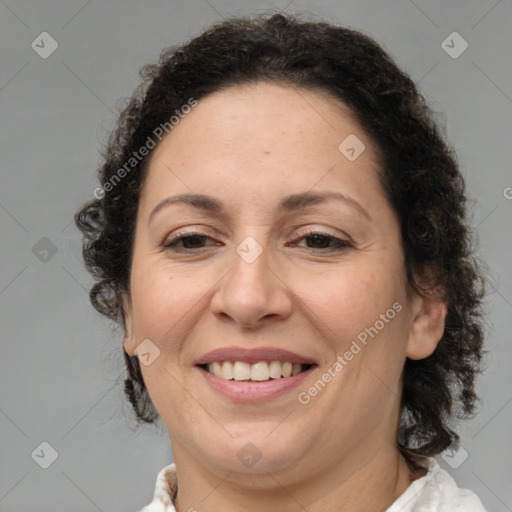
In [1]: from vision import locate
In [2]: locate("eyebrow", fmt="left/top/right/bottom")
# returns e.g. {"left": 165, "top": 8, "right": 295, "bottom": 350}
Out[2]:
{"left": 148, "top": 190, "right": 371, "bottom": 224}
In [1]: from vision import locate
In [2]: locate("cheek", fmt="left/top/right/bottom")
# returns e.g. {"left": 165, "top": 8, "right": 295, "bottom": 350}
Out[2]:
{"left": 297, "top": 269, "right": 389, "bottom": 338}
{"left": 293, "top": 262, "right": 409, "bottom": 374}
{"left": 130, "top": 259, "right": 198, "bottom": 334}
{"left": 129, "top": 265, "right": 199, "bottom": 419}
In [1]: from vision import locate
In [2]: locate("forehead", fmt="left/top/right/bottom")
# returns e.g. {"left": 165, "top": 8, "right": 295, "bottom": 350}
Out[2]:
{"left": 154, "top": 81, "right": 371, "bottom": 154}
{"left": 140, "top": 82, "right": 383, "bottom": 212}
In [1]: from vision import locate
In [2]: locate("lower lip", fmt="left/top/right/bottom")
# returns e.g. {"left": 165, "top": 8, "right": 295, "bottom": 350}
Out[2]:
{"left": 197, "top": 365, "right": 317, "bottom": 403}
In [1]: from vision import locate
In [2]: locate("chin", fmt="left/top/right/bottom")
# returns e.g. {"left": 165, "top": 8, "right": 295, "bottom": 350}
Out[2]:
{"left": 200, "top": 435, "right": 304, "bottom": 477}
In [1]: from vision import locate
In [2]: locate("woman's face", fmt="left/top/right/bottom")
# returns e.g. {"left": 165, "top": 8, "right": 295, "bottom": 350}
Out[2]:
{"left": 123, "top": 82, "right": 444, "bottom": 480}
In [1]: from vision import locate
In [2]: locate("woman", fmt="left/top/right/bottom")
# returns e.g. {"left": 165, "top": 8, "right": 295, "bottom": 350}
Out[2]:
{"left": 75, "top": 12, "right": 487, "bottom": 511}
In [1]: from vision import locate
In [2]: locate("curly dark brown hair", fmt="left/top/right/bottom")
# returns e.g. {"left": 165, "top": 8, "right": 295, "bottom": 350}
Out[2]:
{"left": 74, "top": 12, "right": 486, "bottom": 469}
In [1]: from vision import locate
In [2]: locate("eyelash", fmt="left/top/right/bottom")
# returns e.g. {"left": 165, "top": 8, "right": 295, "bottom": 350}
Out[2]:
{"left": 162, "top": 229, "right": 352, "bottom": 253}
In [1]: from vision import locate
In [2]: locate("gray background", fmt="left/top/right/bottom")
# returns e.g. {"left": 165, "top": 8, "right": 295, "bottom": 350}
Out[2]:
{"left": 1, "top": 0, "right": 511, "bottom": 511}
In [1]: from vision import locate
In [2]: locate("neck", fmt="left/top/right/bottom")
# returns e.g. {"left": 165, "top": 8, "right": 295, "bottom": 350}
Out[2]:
{"left": 172, "top": 443, "right": 419, "bottom": 512}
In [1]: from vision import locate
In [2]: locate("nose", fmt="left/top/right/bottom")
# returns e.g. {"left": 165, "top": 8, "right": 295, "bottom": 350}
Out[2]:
{"left": 210, "top": 241, "right": 293, "bottom": 328}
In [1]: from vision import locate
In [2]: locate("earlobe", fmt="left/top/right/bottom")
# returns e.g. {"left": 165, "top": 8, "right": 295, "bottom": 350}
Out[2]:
{"left": 123, "top": 336, "right": 136, "bottom": 356}
{"left": 406, "top": 292, "right": 447, "bottom": 360}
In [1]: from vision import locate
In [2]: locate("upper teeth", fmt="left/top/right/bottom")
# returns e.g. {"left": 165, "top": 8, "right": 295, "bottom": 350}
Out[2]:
{"left": 207, "top": 361, "right": 305, "bottom": 381}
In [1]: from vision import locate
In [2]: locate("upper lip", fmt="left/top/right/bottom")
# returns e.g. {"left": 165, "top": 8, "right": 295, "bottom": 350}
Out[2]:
{"left": 194, "top": 347, "right": 318, "bottom": 366}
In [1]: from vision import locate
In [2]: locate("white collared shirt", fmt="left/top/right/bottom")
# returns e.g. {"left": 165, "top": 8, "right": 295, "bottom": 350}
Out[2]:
{"left": 137, "top": 457, "right": 487, "bottom": 511}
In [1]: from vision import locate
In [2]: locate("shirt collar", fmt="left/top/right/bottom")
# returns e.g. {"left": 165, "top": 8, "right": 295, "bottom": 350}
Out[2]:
{"left": 142, "top": 463, "right": 177, "bottom": 511}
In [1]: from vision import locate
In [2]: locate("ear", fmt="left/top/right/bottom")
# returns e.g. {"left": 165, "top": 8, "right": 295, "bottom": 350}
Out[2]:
{"left": 122, "top": 293, "right": 136, "bottom": 357}
{"left": 406, "top": 289, "right": 447, "bottom": 360}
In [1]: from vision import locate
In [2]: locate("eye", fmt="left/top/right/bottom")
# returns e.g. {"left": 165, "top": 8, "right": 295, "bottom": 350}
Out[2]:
{"left": 163, "top": 232, "right": 220, "bottom": 251}
{"left": 288, "top": 230, "right": 352, "bottom": 251}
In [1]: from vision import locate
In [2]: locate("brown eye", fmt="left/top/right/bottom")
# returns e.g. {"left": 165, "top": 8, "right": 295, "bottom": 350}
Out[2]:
{"left": 288, "top": 231, "right": 352, "bottom": 252}
{"left": 163, "top": 233, "right": 217, "bottom": 251}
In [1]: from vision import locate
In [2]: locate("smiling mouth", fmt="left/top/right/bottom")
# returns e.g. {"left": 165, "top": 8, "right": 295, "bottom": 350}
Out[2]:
{"left": 199, "top": 361, "right": 315, "bottom": 382}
